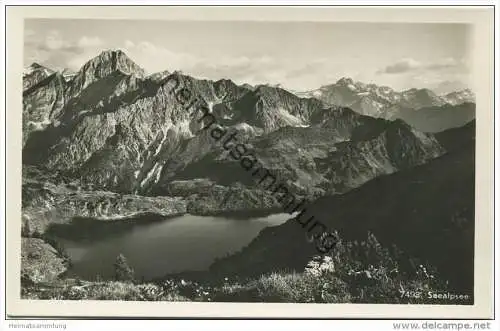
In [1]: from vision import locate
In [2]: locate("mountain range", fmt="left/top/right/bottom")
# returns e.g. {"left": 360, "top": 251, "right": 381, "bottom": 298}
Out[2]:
{"left": 293, "top": 77, "right": 475, "bottom": 131}
{"left": 21, "top": 50, "right": 476, "bottom": 292}
{"left": 210, "top": 121, "right": 475, "bottom": 295}
{"left": 23, "top": 50, "right": 474, "bottom": 196}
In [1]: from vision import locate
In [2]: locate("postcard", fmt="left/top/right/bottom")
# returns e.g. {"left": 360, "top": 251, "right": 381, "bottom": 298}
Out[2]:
{"left": 5, "top": 5, "right": 495, "bottom": 319}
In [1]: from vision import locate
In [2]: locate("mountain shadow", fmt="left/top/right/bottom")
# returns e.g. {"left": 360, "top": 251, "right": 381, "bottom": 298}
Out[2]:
{"left": 209, "top": 121, "right": 475, "bottom": 295}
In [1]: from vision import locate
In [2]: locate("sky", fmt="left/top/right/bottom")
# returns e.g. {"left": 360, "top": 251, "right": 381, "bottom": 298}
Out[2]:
{"left": 24, "top": 19, "right": 472, "bottom": 93}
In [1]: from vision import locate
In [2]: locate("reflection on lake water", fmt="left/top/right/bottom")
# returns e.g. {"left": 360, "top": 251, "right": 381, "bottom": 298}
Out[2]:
{"left": 60, "top": 213, "right": 292, "bottom": 280}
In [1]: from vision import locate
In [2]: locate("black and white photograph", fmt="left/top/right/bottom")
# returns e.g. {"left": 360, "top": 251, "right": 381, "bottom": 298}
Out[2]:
{"left": 4, "top": 4, "right": 495, "bottom": 320}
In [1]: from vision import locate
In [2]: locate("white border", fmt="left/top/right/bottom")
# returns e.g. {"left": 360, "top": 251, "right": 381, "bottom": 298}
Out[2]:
{"left": 2, "top": 1, "right": 497, "bottom": 322}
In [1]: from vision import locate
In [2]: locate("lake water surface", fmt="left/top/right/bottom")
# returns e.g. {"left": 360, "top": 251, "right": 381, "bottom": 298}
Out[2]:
{"left": 60, "top": 213, "right": 292, "bottom": 280}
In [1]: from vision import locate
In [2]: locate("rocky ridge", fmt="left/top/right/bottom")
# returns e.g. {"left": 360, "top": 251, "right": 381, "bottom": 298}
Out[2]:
{"left": 23, "top": 50, "right": 451, "bottom": 197}
{"left": 210, "top": 121, "right": 475, "bottom": 294}
{"left": 294, "top": 77, "right": 475, "bottom": 131}
{"left": 21, "top": 50, "right": 476, "bottom": 291}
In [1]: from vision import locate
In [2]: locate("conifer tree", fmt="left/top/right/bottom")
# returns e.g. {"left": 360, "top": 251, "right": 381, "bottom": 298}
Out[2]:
{"left": 114, "top": 254, "right": 135, "bottom": 282}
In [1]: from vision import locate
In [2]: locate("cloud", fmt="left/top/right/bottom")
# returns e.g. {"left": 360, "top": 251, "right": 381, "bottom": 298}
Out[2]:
{"left": 121, "top": 39, "right": 279, "bottom": 81}
{"left": 284, "top": 59, "right": 329, "bottom": 79}
{"left": 411, "top": 71, "right": 471, "bottom": 91}
{"left": 122, "top": 40, "right": 200, "bottom": 73}
{"left": 121, "top": 41, "right": 272, "bottom": 88}
{"left": 378, "top": 57, "right": 466, "bottom": 75}
{"left": 378, "top": 58, "right": 422, "bottom": 74}
{"left": 426, "top": 57, "right": 462, "bottom": 70}
{"left": 65, "top": 49, "right": 103, "bottom": 72}
{"left": 36, "top": 30, "right": 82, "bottom": 53}
{"left": 119, "top": 40, "right": 354, "bottom": 90}
{"left": 28, "top": 34, "right": 467, "bottom": 92}
{"left": 123, "top": 40, "right": 338, "bottom": 89}
{"left": 24, "top": 30, "right": 106, "bottom": 71}
{"left": 374, "top": 56, "right": 470, "bottom": 91}
{"left": 44, "top": 30, "right": 65, "bottom": 50}
{"left": 77, "top": 36, "right": 104, "bottom": 48}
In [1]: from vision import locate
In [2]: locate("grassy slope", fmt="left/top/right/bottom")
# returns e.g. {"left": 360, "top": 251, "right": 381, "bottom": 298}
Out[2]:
{"left": 209, "top": 122, "right": 475, "bottom": 294}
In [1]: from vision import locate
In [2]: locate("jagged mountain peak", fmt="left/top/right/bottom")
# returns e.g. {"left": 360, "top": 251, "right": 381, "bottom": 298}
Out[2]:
{"left": 253, "top": 83, "right": 292, "bottom": 95}
{"left": 80, "top": 49, "right": 145, "bottom": 77}
{"left": 251, "top": 85, "right": 276, "bottom": 99}
{"left": 214, "top": 78, "right": 250, "bottom": 94}
{"left": 249, "top": 84, "right": 301, "bottom": 107}
{"left": 24, "top": 62, "right": 54, "bottom": 76}
{"left": 23, "top": 62, "right": 56, "bottom": 91}
{"left": 241, "top": 83, "right": 255, "bottom": 90}
{"left": 409, "top": 87, "right": 433, "bottom": 94}
{"left": 442, "top": 88, "right": 474, "bottom": 97}
{"left": 402, "top": 87, "right": 438, "bottom": 97}
{"left": 398, "top": 87, "right": 446, "bottom": 110}
{"left": 336, "top": 77, "right": 355, "bottom": 85}
{"left": 171, "top": 70, "right": 185, "bottom": 76}
{"left": 28, "top": 62, "right": 46, "bottom": 70}
{"left": 67, "top": 49, "right": 146, "bottom": 96}
{"left": 100, "top": 49, "right": 125, "bottom": 56}
{"left": 161, "top": 70, "right": 199, "bottom": 86}
{"left": 214, "top": 78, "right": 234, "bottom": 85}
{"left": 22, "top": 51, "right": 451, "bottom": 198}
{"left": 147, "top": 70, "right": 171, "bottom": 83}
{"left": 253, "top": 84, "right": 273, "bottom": 93}
{"left": 94, "top": 49, "right": 129, "bottom": 60}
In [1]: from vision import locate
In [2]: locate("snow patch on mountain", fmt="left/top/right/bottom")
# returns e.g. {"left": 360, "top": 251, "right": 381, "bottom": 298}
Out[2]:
{"left": 277, "top": 107, "right": 305, "bottom": 127}
{"left": 312, "top": 90, "right": 323, "bottom": 97}
{"left": 140, "top": 162, "right": 163, "bottom": 187}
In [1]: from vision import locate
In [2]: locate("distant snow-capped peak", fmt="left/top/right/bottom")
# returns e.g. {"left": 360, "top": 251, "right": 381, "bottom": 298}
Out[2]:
{"left": 23, "top": 62, "right": 54, "bottom": 77}
{"left": 441, "top": 89, "right": 475, "bottom": 105}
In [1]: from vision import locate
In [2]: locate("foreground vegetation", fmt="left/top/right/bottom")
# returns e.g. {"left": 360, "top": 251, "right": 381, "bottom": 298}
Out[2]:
{"left": 22, "top": 232, "right": 457, "bottom": 304}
